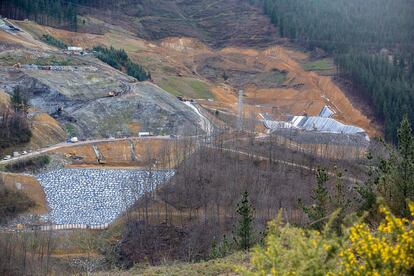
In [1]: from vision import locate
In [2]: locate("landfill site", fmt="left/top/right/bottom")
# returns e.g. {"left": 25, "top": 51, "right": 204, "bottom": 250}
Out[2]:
{"left": 0, "top": 16, "right": 377, "bottom": 232}
{"left": 260, "top": 105, "right": 370, "bottom": 159}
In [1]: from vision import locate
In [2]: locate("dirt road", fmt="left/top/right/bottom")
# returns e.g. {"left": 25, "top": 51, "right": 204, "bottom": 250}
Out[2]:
{"left": 0, "top": 136, "right": 172, "bottom": 166}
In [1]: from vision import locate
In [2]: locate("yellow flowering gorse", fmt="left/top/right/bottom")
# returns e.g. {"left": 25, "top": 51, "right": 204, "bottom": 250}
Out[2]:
{"left": 339, "top": 202, "right": 414, "bottom": 276}
{"left": 239, "top": 202, "right": 414, "bottom": 276}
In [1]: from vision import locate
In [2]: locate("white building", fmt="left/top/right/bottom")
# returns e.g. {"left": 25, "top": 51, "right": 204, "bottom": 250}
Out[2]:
{"left": 67, "top": 46, "right": 83, "bottom": 51}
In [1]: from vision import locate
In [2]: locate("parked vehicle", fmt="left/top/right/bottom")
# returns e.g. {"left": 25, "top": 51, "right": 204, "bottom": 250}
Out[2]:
{"left": 3, "top": 155, "right": 11, "bottom": 160}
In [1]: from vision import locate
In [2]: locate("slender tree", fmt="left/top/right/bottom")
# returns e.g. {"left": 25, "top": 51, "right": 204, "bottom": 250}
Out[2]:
{"left": 235, "top": 191, "right": 254, "bottom": 251}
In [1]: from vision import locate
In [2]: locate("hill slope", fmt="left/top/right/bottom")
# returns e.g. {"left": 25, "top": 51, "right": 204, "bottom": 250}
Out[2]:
{"left": 14, "top": 20, "right": 380, "bottom": 137}
{"left": 0, "top": 29, "right": 203, "bottom": 139}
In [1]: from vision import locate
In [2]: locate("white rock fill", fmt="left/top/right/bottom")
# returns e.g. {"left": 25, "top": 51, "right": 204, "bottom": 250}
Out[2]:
{"left": 37, "top": 168, "right": 175, "bottom": 226}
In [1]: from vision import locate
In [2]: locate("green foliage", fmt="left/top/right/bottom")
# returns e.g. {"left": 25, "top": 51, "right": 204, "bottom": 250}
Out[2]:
{"left": 263, "top": 0, "right": 414, "bottom": 142}
{"left": 65, "top": 123, "right": 76, "bottom": 137}
{"left": 41, "top": 34, "right": 68, "bottom": 49}
{"left": 11, "top": 87, "right": 29, "bottom": 113}
{"left": 239, "top": 212, "right": 342, "bottom": 275}
{"left": 263, "top": 0, "right": 414, "bottom": 52}
{"left": 1, "top": 0, "right": 78, "bottom": 30}
{"left": 235, "top": 191, "right": 254, "bottom": 251}
{"left": 93, "top": 46, "right": 150, "bottom": 81}
{"left": 160, "top": 76, "right": 213, "bottom": 99}
{"left": 302, "top": 58, "right": 334, "bottom": 72}
{"left": 210, "top": 235, "right": 234, "bottom": 259}
{"left": 300, "top": 167, "right": 330, "bottom": 230}
{"left": 358, "top": 116, "right": 414, "bottom": 218}
{"left": 5, "top": 156, "right": 50, "bottom": 173}
{"left": 240, "top": 204, "right": 414, "bottom": 276}
{"left": 336, "top": 53, "right": 414, "bottom": 142}
{"left": 300, "top": 167, "right": 349, "bottom": 232}
{"left": 222, "top": 71, "right": 229, "bottom": 81}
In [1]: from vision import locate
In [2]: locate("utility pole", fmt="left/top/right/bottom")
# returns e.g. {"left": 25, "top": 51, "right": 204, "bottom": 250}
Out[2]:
{"left": 237, "top": 90, "right": 244, "bottom": 131}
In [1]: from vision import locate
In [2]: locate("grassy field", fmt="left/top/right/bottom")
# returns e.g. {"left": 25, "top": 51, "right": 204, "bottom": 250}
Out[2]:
{"left": 302, "top": 58, "right": 335, "bottom": 73}
{"left": 160, "top": 76, "right": 213, "bottom": 100}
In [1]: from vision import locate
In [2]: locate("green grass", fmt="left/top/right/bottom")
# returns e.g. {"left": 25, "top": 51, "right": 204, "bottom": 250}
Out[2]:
{"left": 159, "top": 76, "right": 213, "bottom": 100}
{"left": 256, "top": 70, "right": 287, "bottom": 85}
{"left": 65, "top": 123, "right": 76, "bottom": 137}
{"left": 302, "top": 58, "right": 335, "bottom": 72}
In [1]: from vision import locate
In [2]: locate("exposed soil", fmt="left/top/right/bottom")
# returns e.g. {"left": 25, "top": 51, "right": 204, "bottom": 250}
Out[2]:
{"left": 12, "top": 20, "right": 379, "bottom": 137}
{"left": 0, "top": 172, "right": 48, "bottom": 214}
{"left": 52, "top": 138, "right": 185, "bottom": 168}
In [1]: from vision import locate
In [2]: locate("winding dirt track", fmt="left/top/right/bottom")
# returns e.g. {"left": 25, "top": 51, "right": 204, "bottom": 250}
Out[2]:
{"left": 206, "top": 145, "right": 363, "bottom": 184}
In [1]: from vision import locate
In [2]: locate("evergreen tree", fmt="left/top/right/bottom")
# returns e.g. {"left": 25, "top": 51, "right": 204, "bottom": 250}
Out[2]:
{"left": 235, "top": 191, "right": 254, "bottom": 251}
{"left": 262, "top": 0, "right": 414, "bottom": 142}
{"left": 396, "top": 115, "right": 414, "bottom": 216}
{"left": 358, "top": 116, "right": 414, "bottom": 218}
{"left": 93, "top": 46, "right": 150, "bottom": 81}
{"left": 11, "top": 87, "right": 29, "bottom": 112}
{"left": 300, "top": 167, "right": 330, "bottom": 230}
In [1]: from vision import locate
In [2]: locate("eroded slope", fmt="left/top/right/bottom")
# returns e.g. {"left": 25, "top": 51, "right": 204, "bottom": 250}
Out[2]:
{"left": 0, "top": 31, "right": 203, "bottom": 138}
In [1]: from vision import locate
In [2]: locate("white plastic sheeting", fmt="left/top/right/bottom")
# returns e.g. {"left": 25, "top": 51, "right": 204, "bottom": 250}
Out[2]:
{"left": 289, "top": 116, "right": 366, "bottom": 134}
{"left": 263, "top": 120, "right": 295, "bottom": 130}
{"left": 318, "top": 106, "right": 335, "bottom": 118}
{"left": 262, "top": 105, "right": 369, "bottom": 141}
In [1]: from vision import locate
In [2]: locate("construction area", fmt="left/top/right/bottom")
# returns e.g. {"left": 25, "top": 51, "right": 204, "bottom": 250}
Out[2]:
{"left": 0, "top": 15, "right": 377, "bottom": 233}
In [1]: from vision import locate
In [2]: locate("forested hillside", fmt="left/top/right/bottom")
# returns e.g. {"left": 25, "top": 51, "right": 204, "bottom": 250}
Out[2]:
{"left": 0, "top": 0, "right": 113, "bottom": 30}
{"left": 262, "top": 0, "right": 414, "bottom": 142}
{"left": 0, "top": 0, "right": 78, "bottom": 30}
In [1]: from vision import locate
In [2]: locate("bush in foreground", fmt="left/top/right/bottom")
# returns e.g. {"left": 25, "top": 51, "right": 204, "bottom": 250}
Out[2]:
{"left": 240, "top": 202, "right": 414, "bottom": 275}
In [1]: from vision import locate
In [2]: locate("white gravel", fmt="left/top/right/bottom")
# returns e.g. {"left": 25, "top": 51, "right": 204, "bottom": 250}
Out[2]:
{"left": 37, "top": 168, "right": 174, "bottom": 225}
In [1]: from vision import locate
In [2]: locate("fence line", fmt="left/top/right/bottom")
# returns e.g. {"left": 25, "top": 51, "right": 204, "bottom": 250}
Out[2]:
{"left": 36, "top": 223, "right": 109, "bottom": 231}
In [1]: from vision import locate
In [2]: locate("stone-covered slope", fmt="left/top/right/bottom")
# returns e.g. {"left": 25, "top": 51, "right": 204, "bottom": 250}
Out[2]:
{"left": 0, "top": 49, "right": 203, "bottom": 138}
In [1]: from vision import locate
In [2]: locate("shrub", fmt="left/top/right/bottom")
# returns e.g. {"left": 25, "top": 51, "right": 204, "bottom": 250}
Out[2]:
{"left": 239, "top": 212, "right": 341, "bottom": 275}
{"left": 93, "top": 46, "right": 150, "bottom": 81}
{"left": 5, "top": 155, "right": 50, "bottom": 173}
{"left": 240, "top": 202, "right": 414, "bottom": 275}
{"left": 41, "top": 34, "right": 68, "bottom": 49}
{"left": 339, "top": 202, "right": 414, "bottom": 275}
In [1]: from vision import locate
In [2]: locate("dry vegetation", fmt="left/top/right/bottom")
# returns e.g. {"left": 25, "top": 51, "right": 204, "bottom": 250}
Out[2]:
{"left": 103, "top": 132, "right": 371, "bottom": 267}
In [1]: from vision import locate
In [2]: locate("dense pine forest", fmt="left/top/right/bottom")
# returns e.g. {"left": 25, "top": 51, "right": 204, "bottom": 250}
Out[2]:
{"left": 0, "top": 0, "right": 78, "bottom": 30}
{"left": 262, "top": 0, "right": 414, "bottom": 142}
{"left": 0, "top": 0, "right": 133, "bottom": 30}
{"left": 93, "top": 46, "right": 151, "bottom": 81}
